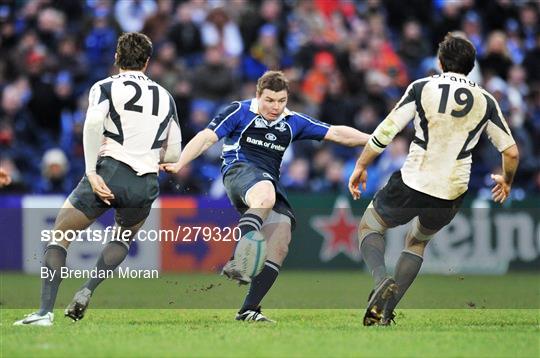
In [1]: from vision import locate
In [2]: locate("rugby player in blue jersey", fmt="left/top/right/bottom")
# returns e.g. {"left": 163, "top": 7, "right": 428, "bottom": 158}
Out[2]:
{"left": 162, "top": 71, "right": 369, "bottom": 322}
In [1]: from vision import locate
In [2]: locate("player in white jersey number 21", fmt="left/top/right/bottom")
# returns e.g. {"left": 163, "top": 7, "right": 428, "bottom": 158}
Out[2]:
{"left": 348, "top": 33, "right": 519, "bottom": 326}
{"left": 14, "top": 32, "right": 181, "bottom": 326}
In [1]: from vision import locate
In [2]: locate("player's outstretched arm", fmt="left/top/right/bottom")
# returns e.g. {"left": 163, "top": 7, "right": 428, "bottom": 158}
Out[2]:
{"left": 491, "top": 144, "right": 519, "bottom": 204}
{"left": 0, "top": 168, "right": 11, "bottom": 187}
{"left": 324, "top": 126, "right": 370, "bottom": 147}
{"left": 161, "top": 128, "right": 218, "bottom": 174}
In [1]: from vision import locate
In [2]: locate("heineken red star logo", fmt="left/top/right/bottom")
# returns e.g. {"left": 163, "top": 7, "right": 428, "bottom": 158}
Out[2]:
{"left": 311, "top": 196, "right": 361, "bottom": 262}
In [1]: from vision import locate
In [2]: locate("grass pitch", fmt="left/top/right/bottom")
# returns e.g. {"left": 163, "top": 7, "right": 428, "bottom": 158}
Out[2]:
{"left": 1, "top": 272, "right": 539, "bottom": 357}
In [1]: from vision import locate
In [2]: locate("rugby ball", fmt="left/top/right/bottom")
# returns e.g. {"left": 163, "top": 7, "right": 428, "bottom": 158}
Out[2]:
{"left": 234, "top": 231, "right": 266, "bottom": 278}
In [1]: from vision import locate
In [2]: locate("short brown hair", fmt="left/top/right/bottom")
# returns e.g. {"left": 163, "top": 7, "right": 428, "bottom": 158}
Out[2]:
{"left": 437, "top": 33, "right": 476, "bottom": 75}
{"left": 115, "top": 32, "right": 153, "bottom": 70}
{"left": 256, "top": 71, "right": 289, "bottom": 96}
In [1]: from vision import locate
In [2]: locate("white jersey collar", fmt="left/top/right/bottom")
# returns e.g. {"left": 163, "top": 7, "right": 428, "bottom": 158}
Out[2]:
{"left": 249, "top": 98, "right": 293, "bottom": 127}
{"left": 444, "top": 71, "right": 468, "bottom": 79}
{"left": 117, "top": 70, "right": 149, "bottom": 79}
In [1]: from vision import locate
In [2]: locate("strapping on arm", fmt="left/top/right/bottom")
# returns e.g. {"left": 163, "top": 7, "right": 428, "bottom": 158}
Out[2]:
{"left": 368, "top": 118, "right": 402, "bottom": 153}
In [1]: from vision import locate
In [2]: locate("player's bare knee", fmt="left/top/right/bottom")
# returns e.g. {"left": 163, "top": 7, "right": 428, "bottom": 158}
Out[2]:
{"left": 118, "top": 218, "right": 146, "bottom": 241}
{"left": 47, "top": 239, "right": 71, "bottom": 250}
{"left": 246, "top": 181, "right": 275, "bottom": 209}
{"left": 260, "top": 194, "right": 276, "bottom": 209}
{"left": 407, "top": 217, "right": 436, "bottom": 246}
{"left": 406, "top": 236, "right": 429, "bottom": 250}
{"left": 358, "top": 204, "right": 388, "bottom": 246}
{"left": 249, "top": 192, "right": 276, "bottom": 209}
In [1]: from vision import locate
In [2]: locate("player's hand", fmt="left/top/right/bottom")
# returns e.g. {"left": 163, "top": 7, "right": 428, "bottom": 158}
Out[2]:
{"left": 348, "top": 166, "right": 367, "bottom": 200}
{"left": 0, "top": 168, "right": 12, "bottom": 187}
{"left": 490, "top": 174, "right": 511, "bottom": 203}
{"left": 160, "top": 162, "right": 182, "bottom": 174}
{"left": 87, "top": 172, "right": 114, "bottom": 205}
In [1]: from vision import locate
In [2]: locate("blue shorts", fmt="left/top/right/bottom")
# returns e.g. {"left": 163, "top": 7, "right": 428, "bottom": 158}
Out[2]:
{"left": 222, "top": 162, "right": 296, "bottom": 230}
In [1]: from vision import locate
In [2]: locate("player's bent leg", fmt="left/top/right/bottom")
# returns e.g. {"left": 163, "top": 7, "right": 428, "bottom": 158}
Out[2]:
{"left": 223, "top": 181, "right": 276, "bottom": 284}
{"left": 404, "top": 217, "right": 435, "bottom": 256}
{"left": 381, "top": 217, "right": 437, "bottom": 325}
{"left": 236, "top": 212, "right": 291, "bottom": 323}
{"left": 245, "top": 180, "right": 276, "bottom": 211}
{"left": 54, "top": 199, "right": 99, "bottom": 234}
{"left": 358, "top": 202, "right": 399, "bottom": 326}
{"left": 14, "top": 200, "right": 96, "bottom": 326}
{"left": 359, "top": 202, "right": 390, "bottom": 286}
{"left": 243, "top": 180, "right": 275, "bottom": 231}
{"left": 82, "top": 219, "right": 146, "bottom": 292}
{"left": 43, "top": 200, "right": 97, "bottom": 312}
{"left": 65, "top": 219, "right": 146, "bottom": 322}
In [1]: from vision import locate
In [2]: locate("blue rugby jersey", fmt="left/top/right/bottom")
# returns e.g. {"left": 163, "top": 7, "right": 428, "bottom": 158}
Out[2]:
{"left": 207, "top": 98, "right": 330, "bottom": 180}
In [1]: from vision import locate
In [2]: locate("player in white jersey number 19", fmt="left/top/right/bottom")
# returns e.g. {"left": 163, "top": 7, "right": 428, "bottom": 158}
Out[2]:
{"left": 348, "top": 32, "right": 519, "bottom": 326}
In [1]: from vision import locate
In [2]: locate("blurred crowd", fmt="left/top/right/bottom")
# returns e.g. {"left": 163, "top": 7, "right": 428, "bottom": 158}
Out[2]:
{"left": 0, "top": 0, "right": 539, "bottom": 200}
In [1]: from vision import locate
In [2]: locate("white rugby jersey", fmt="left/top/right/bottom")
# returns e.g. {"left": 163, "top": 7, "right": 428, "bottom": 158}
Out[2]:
{"left": 87, "top": 71, "right": 180, "bottom": 175}
{"left": 368, "top": 72, "right": 515, "bottom": 200}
